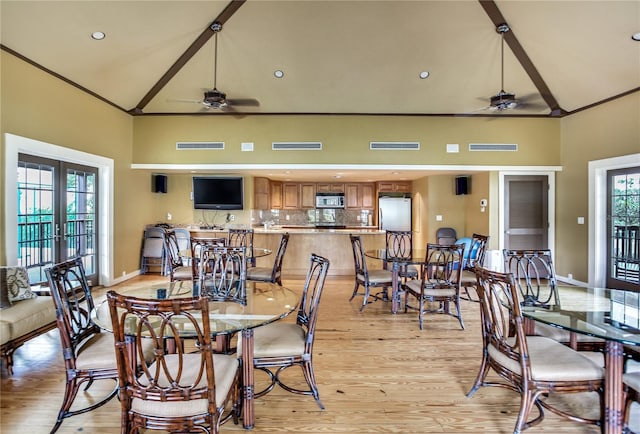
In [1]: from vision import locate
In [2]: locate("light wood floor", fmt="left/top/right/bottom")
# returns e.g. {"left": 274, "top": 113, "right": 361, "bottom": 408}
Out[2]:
{"left": 1, "top": 275, "right": 605, "bottom": 433}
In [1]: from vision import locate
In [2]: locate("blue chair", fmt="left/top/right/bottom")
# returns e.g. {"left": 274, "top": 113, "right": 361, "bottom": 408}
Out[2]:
{"left": 457, "top": 234, "right": 489, "bottom": 302}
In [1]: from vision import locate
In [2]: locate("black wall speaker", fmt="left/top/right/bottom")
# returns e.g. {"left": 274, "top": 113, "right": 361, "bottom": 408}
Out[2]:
{"left": 455, "top": 176, "right": 470, "bottom": 195}
{"left": 153, "top": 174, "right": 167, "bottom": 193}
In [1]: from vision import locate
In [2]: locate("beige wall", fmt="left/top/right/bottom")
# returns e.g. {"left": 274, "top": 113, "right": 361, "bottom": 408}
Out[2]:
{"left": 3, "top": 50, "right": 637, "bottom": 284}
{"left": 556, "top": 92, "right": 640, "bottom": 282}
{"left": 133, "top": 115, "right": 561, "bottom": 166}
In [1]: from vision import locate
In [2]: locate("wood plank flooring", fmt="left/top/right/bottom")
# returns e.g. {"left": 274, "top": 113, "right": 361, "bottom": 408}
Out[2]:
{"left": 1, "top": 275, "right": 604, "bottom": 433}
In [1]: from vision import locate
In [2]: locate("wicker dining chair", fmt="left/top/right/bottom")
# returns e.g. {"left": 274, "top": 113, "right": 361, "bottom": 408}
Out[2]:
{"left": 247, "top": 232, "right": 290, "bottom": 285}
{"left": 403, "top": 243, "right": 465, "bottom": 330}
{"left": 239, "top": 253, "right": 330, "bottom": 409}
{"left": 384, "top": 230, "right": 419, "bottom": 280}
{"left": 198, "top": 245, "right": 247, "bottom": 303}
{"left": 228, "top": 228, "right": 255, "bottom": 267}
{"left": 45, "top": 258, "right": 122, "bottom": 433}
{"left": 467, "top": 266, "right": 604, "bottom": 433}
{"left": 164, "top": 229, "right": 193, "bottom": 284}
{"left": 107, "top": 291, "right": 241, "bottom": 434}
{"left": 349, "top": 234, "right": 393, "bottom": 311}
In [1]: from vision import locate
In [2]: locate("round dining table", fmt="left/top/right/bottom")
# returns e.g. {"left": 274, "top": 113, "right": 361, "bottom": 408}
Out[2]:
{"left": 92, "top": 279, "right": 299, "bottom": 429}
{"left": 365, "top": 249, "right": 427, "bottom": 313}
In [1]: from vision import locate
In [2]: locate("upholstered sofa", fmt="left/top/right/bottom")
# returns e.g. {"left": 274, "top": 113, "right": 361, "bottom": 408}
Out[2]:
{"left": 0, "top": 266, "right": 57, "bottom": 375}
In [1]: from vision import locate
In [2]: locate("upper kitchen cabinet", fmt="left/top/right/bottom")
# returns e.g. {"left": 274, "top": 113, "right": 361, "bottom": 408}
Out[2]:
{"left": 270, "top": 181, "right": 283, "bottom": 209}
{"left": 254, "top": 177, "right": 271, "bottom": 210}
{"left": 283, "top": 183, "right": 300, "bottom": 209}
{"left": 346, "top": 183, "right": 375, "bottom": 209}
{"left": 316, "top": 183, "right": 345, "bottom": 193}
{"left": 300, "top": 183, "right": 316, "bottom": 209}
{"left": 377, "top": 181, "right": 412, "bottom": 193}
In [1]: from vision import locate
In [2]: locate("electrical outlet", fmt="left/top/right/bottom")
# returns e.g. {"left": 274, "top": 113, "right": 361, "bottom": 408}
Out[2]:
{"left": 229, "top": 214, "right": 235, "bottom": 221}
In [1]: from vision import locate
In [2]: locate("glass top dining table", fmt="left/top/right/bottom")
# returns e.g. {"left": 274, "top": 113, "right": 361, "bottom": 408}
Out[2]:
{"left": 365, "top": 249, "right": 427, "bottom": 313}
{"left": 522, "top": 285, "right": 640, "bottom": 434}
{"left": 91, "top": 279, "right": 299, "bottom": 430}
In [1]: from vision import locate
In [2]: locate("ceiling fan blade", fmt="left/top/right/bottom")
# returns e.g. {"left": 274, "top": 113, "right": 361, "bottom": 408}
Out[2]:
{"left": 227, "top": 98, "right": 260, "bottom": 107}
{"left": 168, "top": 98, "right": 203, "bottom": 104}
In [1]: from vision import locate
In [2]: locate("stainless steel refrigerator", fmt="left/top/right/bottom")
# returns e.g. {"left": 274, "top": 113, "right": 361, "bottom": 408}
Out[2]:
{"left": 378, "top": 195, "right": 412, "bottom": 231}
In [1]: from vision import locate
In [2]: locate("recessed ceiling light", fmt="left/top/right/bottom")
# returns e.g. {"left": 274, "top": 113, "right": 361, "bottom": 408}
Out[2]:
{"left": 392, "top": 171, "right": 400, "bottom": 175}
{"left": 274, "top": 70, "right": 284, "bottom": 78}
{"left": 419, "top": 71, "right": 430, "bottom": 79}
{"left": 334, "top": 175, "right": 342, "bottom": 179}
{"left": 91, "top": 31, "right": 106, "bottom": 40}
{"left": 632, "top": 32, "right": 640, "bottom": 41}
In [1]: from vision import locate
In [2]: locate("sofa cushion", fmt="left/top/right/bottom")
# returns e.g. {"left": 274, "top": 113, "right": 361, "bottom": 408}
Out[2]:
{"left": 0, "top": 266, "right": 37, "bottom": 306}
{"left": 0, "top": 296, "right": 57, "bottom": 341}
{"left": 0, "top": 321, "right": 12, "bottom": 346}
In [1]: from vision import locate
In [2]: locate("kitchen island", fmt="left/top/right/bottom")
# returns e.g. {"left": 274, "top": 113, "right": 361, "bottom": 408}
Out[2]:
{"left": 188, "top": 226, "right": 386, "bottom": 277}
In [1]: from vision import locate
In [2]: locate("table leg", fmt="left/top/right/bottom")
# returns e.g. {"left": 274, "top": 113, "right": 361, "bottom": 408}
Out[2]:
{"left": 391, "top": 262, "right": 400, "bottom": 314}
{"left": 241, "top": 328, "right": 255, "bottom": 429}
{"left": 604, "top": 340, "right": 625, "bottom": 434}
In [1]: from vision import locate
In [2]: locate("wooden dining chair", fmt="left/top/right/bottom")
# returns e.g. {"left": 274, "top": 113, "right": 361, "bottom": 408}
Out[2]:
{"left": 349, "top": 234, "right": 393, "bottom": 311}
{"left": 403, "top": 243, "right": 465, "bottom": 330}
{"left": 228, "top": 228, "right": 255, "bottom": 267}
{"left": 623, "top": 371, "right": 640, "bottom": 433}
{"left": 247, "top": 232, "right": 290, "bottom": 285}
{"left": 504, "top": 249, "right": 604, "bottom": 352}
{"left": 384, "top": 230, "right": 419, "bottom": 280}
{"left": 164, "top": 229, "right": 193, "bottom": 284}
{"left": 45, "top": 257, "right": 120, "bottom": 433}
{"left": 239, "top": 253, "right": 330, "bottom": 409}
{"left": 198, "top": 245, "right": 247, "bottom": 303}
{"left": 467, "top": 266, "right": 604, "bottom": 433}
{"left": 107, "top": 291, "right": 241, "bottom": 434}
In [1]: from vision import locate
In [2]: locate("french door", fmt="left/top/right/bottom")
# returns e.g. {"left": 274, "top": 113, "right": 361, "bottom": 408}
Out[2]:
{"left": 17, "top": 154, "right": 99, "bottom": 285}
{"left": 607, "top": 167, "right": 640, "bottom": 290}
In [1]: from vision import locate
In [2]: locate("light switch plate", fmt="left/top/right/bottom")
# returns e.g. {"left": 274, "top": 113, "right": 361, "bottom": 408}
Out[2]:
{"left": 577, "top": 216, "right": 585, "bottom": 224}
{"left": 436, "top": 215, "right": 443, "bottom": 221}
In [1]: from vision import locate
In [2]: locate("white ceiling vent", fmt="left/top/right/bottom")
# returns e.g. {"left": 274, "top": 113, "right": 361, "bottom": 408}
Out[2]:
{"left": 469, "top": 143, "right": 518, "bottom": 152}
{"left": 272, "top": 142, "right": 322, "bottom": 151}
{"left": 370, "top": 142, "right": 420, "bottom": 150}
{"left": 176, "top": 141, "right": 224, "bottom": 150}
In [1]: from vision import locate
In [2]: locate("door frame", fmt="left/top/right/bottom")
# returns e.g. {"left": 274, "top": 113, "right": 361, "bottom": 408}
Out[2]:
{"left": 4, "top": 133, "right": 115, "bottom": 286}
{"left": 498, "top": 170, "right": 556, "bottom": 253}
{"left": 589, "top": 153, "right": 640, "bottom": 287}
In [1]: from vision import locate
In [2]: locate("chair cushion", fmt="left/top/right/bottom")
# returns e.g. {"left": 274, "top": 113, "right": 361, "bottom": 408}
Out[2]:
{"left": 247, "top": 267, "right": 273, "bottom": 281}
{"left": 488, "top": 336, "right": 604, "bottom": 382}
{"left": 238, "top": 322, "right": 306, "bottom": 358}
{"left": 534, "top": 322, "right": 604, "bottom": 344}
{"left": 624, "top": 371, "right": 640, "bottom": 392}
{"left": 132, "top": 353, "right": 238, "bottom": 417}
{"left": 75, "top": 332, "right": 119, "bottom": 370}
{"left": 360, "top": 270, "right": 393, "bottom": 285}
{"left": 172, "top": 266, "right": 192, "bottom": 280}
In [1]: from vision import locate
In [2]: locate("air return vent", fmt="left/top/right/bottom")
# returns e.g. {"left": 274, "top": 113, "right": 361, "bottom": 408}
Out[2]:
{"left": 469, "top": 143, "right": 518, "bottom": 152}
{"left": 176, "top": 141, "right": 224, "bottom": 150}
{"left": 370, "top": 142, "right": 420, "bottom": 150}
{"left": 272, "top": 142, "right": 322, "bottom": 151}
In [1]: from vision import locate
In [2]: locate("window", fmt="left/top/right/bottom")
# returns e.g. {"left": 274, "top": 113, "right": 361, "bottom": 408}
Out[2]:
{"left": 607, "top": 167, "right": 640, "bottom": 290}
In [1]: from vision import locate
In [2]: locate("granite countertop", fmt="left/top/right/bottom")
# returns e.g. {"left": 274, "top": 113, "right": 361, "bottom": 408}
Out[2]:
{"left": 181, "top": 225, "right": 384, "bottom": 234}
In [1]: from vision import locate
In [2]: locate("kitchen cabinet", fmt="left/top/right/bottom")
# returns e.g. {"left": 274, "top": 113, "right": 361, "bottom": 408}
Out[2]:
{"left": 346, "top": 183, "right": 375, "bottom": 209}
{"left": 300, "top": 183, "right": 316, "bottom": 209}
{"left": 283, "top": 183, "right": 300, "bottom": 209}
{"left": 270, "top": 181, "right": 282, "bottom": 209}
{"left": 377, "top": 181, "right": 412, "bottom": 193}
{"left": 254, "top": 177, "right": 270, "bottom": 210}
{"left": 316, "top": 183, "right": 345, "bottom": 193}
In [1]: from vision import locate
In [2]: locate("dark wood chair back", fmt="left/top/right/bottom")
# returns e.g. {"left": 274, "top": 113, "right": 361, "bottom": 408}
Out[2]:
{"left": 228, "top": 228, "right": 255, "bottom": 266}
{"left": 503, "top": 249, "right": 559, "bottom": 307}
{"left": 198, "top": 245, "right": 247, "bottom": 303}
{"left": 106, "top": 292, "right": 240, "bottom": 433}
{"left": 45, "top": 257, "right": 118, "bottom": 433}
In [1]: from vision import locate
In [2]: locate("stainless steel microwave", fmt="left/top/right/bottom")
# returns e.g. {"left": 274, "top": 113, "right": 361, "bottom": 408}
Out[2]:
{"left": 315, "top": 193, "right": 345, "bottom": 208}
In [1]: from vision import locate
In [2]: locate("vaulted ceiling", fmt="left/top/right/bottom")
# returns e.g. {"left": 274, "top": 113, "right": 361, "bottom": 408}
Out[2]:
{"left": 2, "top": 0, "right": 639, "bottom": 119}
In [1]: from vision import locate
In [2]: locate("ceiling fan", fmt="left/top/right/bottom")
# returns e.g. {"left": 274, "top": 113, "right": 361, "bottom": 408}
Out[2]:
{"left": 476, "top": 23, "right": 544, "bottom": 113}
{"left": 175, "top": 22, "right": 259, "bottom": 112}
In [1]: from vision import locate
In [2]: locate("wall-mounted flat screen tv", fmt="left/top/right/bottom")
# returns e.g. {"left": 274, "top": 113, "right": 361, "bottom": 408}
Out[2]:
{"left": 192, "top": 176, "right": 244, "bottom": 210}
